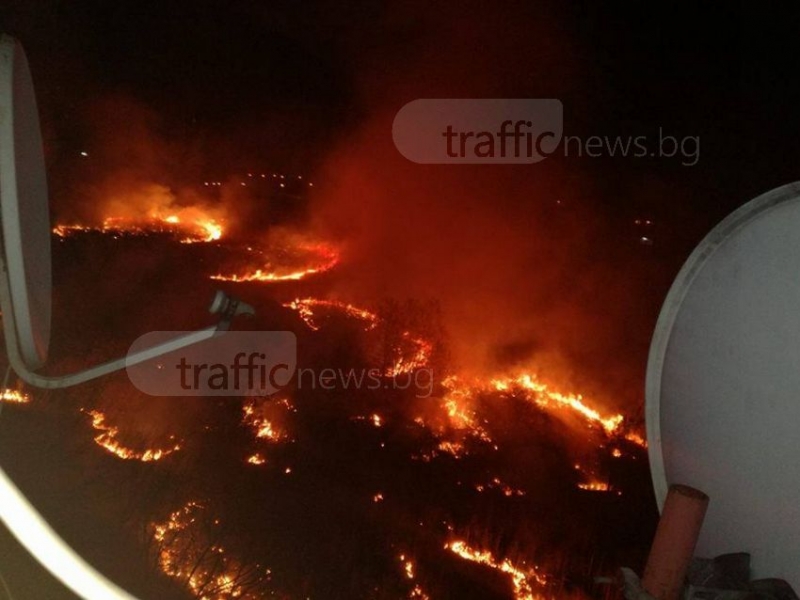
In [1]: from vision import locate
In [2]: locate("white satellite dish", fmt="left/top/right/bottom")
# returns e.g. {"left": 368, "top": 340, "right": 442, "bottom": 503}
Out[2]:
{"left": 0, "top": 34, "right": 252, "bottom": 599}
{"left": 0, "top": 31, "right": 51, "bottom": 369}
{"left": 647, "top": 181, "right": 800, "bottom": 589}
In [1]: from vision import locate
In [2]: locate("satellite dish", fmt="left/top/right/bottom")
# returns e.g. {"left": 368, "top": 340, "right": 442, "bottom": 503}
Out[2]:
{"left": 0, "top": 33, "right": 51, "bottom": 369}
{"left": 647, "top": 181, "right": 800, "bottom": 589}
{"left": 0, "top": 35, "right": 253, "bottom": 599}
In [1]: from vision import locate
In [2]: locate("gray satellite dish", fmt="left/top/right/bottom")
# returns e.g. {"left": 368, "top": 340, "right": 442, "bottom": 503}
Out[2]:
{"left": 0, "top": 34, "right": 252, "bottom": 599}
{"left": 647, "top": 181, "right": 800, "bottom": 589}
{"left": 0, "top": 32, "right": 51, "bottom": 369}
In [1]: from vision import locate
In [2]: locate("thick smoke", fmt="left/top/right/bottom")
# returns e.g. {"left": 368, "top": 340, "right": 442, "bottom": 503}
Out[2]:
{"left": 307, "top": 2, "right": 653, "bottom": 411}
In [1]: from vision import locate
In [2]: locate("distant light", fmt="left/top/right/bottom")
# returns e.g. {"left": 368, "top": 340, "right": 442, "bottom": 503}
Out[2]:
{"left": 279, "top": 183, "right": 285, "bottom": 188}
{"left": 79, "top": 151, "right": 88, "bottom": 157}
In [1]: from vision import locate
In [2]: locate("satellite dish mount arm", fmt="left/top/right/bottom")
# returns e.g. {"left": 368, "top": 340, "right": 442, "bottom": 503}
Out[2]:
{"left": 0, "top": 272, "right": 254, "bottom": 390}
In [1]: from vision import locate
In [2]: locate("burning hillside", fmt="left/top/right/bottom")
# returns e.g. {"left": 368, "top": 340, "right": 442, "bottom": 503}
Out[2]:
{"left": 30, "top": 190, "right": 655, "bottom": 599}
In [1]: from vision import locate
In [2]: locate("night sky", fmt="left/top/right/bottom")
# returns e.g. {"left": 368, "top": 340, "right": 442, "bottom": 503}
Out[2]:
{"left": 0, "top": 3, "right": 796, "bottom": 211}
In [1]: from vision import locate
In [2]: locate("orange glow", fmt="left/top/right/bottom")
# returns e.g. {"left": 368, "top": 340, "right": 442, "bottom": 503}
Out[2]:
{"left": 241, "top": 400, "right": 289, "bottom": 443}
{"left": 576, "top": 481, "right": 610, "bottom": 492}
{"left": 246, "top": 453, "right": 266, "bottom": 465}
{"left": 399, "top": 556, "right": 415, "bottom": 579}
{"left": 409, "top": 585, "right": 431, "bottom": 599}
{"left": 211, "top": 243, "right": 339, "bottom": 282}
{"left": 441, "top": 376, "right": 487, "bottom": 433}
{"left": 474, "top": 477, "right": 526, "bottom": 497}
{"left": 491, "top": 373, "right": 624, "bottom": 435}
{"left": 0, "top": 389, "right": 30, "bottom": 404}
{"left": 574, "top": 463, "right": 613, "bottom": 493}
{"left": 624, "top": 431, "right": 648, "bottom": 448}
{"left": 435, "top": 373, "right": 645, "bottom": 448}
{"left": 436, "top": 440, "right": 467, "bottom": 458}
{"left": 283, "top": 297, "right": 434, "bottom": 376}
{"left": 445, "top": 540, "right": 548, "bottom": 600}
{"left": 283, "top": 297, "right": 379, "bottom": 331}
{"left": 151, "top": 501, "right": 273, "bottom": 599}
{"left": 54, "top": 210, "right": 224, "bottom": 244}
{"left": 55, "top": 210, "right": 342, "bottom": 285}
{"left": 398, "top": 554, "right": 431, "bottom": 599}
{"left": 386, "top": 333, "right": 433, "bottom": 377}
{"left": 84, "top": 409, "right": 181, "bottom": 462}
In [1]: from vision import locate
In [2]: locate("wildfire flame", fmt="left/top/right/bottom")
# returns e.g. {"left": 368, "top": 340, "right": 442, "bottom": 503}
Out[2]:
{"left": 84, "top": 409, "right": 182, "bottom": 462}
{"left": 491, "top": 374, "right": 624, "bottom": 436}
{"left": 436, "top": 440, "right": 468, "bottom": 459}
{"left": 0, "top": 388, "right": 30, "bottom": 404}
{"left": 440, "top": 374, "right": 645, "bottom": 448}
{"left": 54, "top": 207, "right": 340, "bottom": 285}
{"left": 387, "top": 332, "right": 433, "bottom": 377}
{"left": 54, "top": 212, "right": 223, "bottom": 244}
{"left": 475, "top": 477, "right": 526, "bottom": 497}
{"left": 398, "top": 555, "right": 431, "bottom": 599}
{"left": 246, "top": 453, "right": 266, "bottom": 465}
{"left": 282, "top": 298, "right": 645, "bottom": 450}
{"left": 409, "top": 586, "right": 431, "bottom": 599}
{"left": 151, "top": 501, "right": 273, "bottom": 599}
{"left": 283, "top": 297, "right": 379, "bottom": 331}
{"left": 574, "top": 463, "right": 615, "bottom": 494}
{"left": 283, "top": 297, "right": 433, "bottom": 376}
{"left": 210, "top": 243, "right": 339, "bottom": 283}
{"left": 242, "top": 399, "right": 289, "bottom": 443}
{"left": 576, "top": 481, "right": 611, "bottom": 492}
{"left": 445, "top": 540, "right": 548, "bottom": 600}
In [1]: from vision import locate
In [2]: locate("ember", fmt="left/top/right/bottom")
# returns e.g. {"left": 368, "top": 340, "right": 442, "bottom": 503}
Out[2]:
{"left": 0, "top": 388, "right": 30, "bottom": 404}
